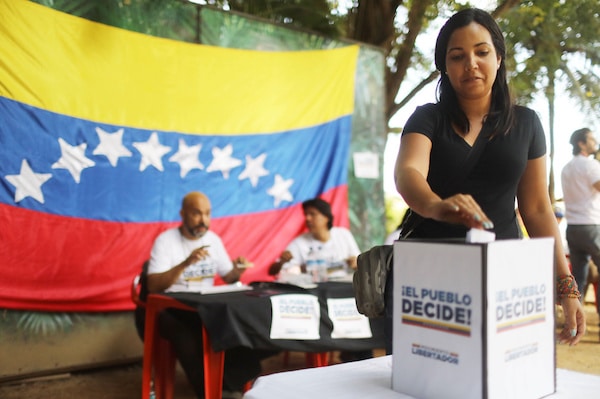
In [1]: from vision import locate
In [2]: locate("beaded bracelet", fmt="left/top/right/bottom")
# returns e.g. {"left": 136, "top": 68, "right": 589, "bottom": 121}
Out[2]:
{"left": 556, "top": 274, "right": 581, "bottom": 302}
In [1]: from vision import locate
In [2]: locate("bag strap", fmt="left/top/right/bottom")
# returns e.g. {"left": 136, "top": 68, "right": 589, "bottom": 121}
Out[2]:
{"left": 400, "top": 124, "right": 491, "bottom": 238}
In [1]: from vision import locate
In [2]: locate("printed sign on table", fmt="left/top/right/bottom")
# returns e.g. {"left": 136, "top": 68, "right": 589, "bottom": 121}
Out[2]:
{"left": 327, "top": 297, "right": 372, "bottom": 339}
{"left": 270, "top": 294, "right": 320, "bottom": 340}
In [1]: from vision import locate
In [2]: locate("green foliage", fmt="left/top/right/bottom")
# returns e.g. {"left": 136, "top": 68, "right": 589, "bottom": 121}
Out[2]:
{"left": 500, "top": 0, "right": 600, "bottom": 118}
{"left": 200, "top": 6, "right": 342, "bottom": 49}
{"left": 499, "top": 0, "right": 600, "bottom": 201}
{"left": 34, "top": 0, "right": 199, "bottom": 42}
{"left": 45, "top": 0, "right": 344, "bottom": 41}
{"left": 385, "top": 194, "right": 408, "bottom": 235}
{"left": 227, "top": 0, "right": 344, "bottom": 38}
{"left": 0, "top": 310, "right": 82, "bottom": 337}
{"left": 15, "top": 312, "right": 78, "bottom": 336}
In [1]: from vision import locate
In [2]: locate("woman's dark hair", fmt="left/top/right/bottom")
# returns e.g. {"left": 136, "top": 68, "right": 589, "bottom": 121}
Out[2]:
{"left": 434, "top": 8, "right": 514, "bottom": 137}
{"left": 302, "top": 198, "right": 333, "bottom": 229}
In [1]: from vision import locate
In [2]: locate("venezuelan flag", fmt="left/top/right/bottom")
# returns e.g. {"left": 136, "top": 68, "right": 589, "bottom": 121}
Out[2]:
{"left": 0, "top": 0, "right": 358, "bottom": 311}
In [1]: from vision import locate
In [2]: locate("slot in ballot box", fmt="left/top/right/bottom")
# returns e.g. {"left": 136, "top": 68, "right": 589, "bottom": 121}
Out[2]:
{"left": 392, "top": 238, "right": 555, "bottom": 399}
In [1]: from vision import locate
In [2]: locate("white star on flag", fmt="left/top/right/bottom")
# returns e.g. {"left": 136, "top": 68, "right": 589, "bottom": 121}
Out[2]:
{"left": 267, "top": 174, "right": 294, "bottom": 207}
{"left": 93, "top": 127, "right": 132, "bottom": 167}
{"left": 51, "top": 138, "right": 96, "bottom": 183}
{"left": 168, "top": 139, "right": 204, "bottom": 178}
{"left": 5, "top": 159, "right": 53, "bottom": 203}
{"left": 132, "top": 132, "right": 172, "bottom": 172}
{"left": 206, "top": 144, "right": 242, "bottom": 179}
{"left": 238, "top": 153, "right": 269, "bottom": 187}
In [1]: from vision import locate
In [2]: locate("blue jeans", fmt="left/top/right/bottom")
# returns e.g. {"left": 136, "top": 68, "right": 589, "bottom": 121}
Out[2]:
{"left": 565, "top": 224, "right": 600, "bottom": 301}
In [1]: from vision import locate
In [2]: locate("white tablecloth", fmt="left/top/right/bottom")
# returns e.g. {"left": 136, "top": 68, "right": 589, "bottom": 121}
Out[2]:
{"left": 244, "top": 356, "right": 600, "bottom": 398}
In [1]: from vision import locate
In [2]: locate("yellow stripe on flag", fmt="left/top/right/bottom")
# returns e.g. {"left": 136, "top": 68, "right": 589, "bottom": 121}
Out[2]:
{"left": 0, "top": 0, "right": 358, "bottom": 135}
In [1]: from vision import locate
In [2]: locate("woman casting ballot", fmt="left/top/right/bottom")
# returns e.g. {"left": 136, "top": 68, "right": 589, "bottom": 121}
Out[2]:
{"left": 388, "top": 8, "right": 585, "bottom": 354}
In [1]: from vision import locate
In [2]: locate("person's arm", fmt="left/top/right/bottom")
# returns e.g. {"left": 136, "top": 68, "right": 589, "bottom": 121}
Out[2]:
{"left": 211, "top": 234, "right": 249, "bottom": 284}
{"left": 222, "top": 264, "right": 242, "bottom": 284}
{"left": 517, "top": 156, "right": 586, "bottom": 345}
{"left": 517, "top": 157, "right": 569, "bottom": 273}
{"left": 345, "top": 256, "right": 357, "bottom": 270}
{"left": 268, "top": 250, "right": 293, "bottom": 276}
{"left": 221, "top": 256, "right": 253, "bottom": 283}
{"left": 591, "top": 159, "right": 600, "bottom": 191}
{"left": 146, "top": 263, "right": 186, "bottom": 293}
{"left": 342, "top": 229, "right": 361, "bottom": 270}
{"left": 394, "top": 133, "right": 492, "bottom": 229}
{"left": 147, "top": 245, "right": 211, "bottom": 293}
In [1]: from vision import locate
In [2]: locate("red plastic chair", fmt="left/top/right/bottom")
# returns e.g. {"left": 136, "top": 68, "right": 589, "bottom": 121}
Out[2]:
{"left": 131, "top": 274, "right": 177, "bottom": 399}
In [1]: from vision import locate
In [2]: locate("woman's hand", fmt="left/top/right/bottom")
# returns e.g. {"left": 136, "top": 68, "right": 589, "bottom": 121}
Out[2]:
{"left": 233, "top": 256, "right": 253, "bottom": 269}
{"left": 427, "top": 194, "right": 494, "bottom": 230}
{"left": 559, "top": 296, "right": 586, "bottom": 345}
{"left": 268, "top": 250, "right": 293, "bottom": 275}
{"left": 346, "top": 256, "right": 358, "bottom": 270}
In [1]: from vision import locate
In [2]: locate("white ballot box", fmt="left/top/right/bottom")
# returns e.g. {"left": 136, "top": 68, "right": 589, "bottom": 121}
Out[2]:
{"left": 392, "top": 238, "right": 555, "bottom": 399}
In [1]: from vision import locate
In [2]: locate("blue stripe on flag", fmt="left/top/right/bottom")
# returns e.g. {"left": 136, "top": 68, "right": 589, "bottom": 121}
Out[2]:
{"left": 0, "top": 97, "right": 350, "bottom": 222}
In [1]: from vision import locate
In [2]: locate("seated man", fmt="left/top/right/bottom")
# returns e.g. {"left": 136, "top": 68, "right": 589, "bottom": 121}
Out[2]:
{"left": 268, "top": 197, "right": 371, "bottom": 362}
{"left": 145, "top": 191, "right": 271, "bottom": 399}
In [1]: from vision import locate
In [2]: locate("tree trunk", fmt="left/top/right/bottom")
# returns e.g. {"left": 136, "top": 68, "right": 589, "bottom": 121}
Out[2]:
{"left": 547, "top": 72, "right": 556, "bottom": 203}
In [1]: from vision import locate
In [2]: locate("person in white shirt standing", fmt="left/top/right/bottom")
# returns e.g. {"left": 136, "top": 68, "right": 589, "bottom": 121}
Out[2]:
{"left": 561, "top": 128, "right": 600, "bottom": 300}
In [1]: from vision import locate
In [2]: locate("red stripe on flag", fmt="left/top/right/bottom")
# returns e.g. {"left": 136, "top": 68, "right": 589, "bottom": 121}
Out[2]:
{"left": 0, "top": 186, "right": 349, "bottom": 311}
{"left": 0, "top": 203, "right": 176, "bottom": 311}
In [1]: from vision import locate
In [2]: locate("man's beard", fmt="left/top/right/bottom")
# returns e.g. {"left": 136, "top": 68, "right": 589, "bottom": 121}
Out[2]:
{"left": 185, "top": 222, "right": 208, "bottom": 238}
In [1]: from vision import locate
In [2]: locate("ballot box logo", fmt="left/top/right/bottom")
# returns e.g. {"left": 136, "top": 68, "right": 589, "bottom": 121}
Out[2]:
{"left": 504, "top": 342, "right": 539, "bottom": 362}
{"left": 411, "top": 343, "right": 459, "bottom": 365}
{"left": 495, "top": 284, "right": 547, "bottom": 333}
{"left": 400, "top": 285, "right": 472, "bottom": 336}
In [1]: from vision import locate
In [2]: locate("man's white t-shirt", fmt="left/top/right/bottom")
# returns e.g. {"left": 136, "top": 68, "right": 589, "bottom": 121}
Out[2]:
{"left": 148, "top": 228, "right": 233, "bottom": 292}
{"left": 281, "top": 227, "right": 360, "bottom": 275}
{"left": 561, "top": 154, "right": 600, "bottom": 225}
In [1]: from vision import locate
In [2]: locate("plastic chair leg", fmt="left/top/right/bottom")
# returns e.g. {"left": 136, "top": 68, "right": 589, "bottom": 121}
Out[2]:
{"left": 202, "top": 326, "right": 225, "bottom": 399}
{"left": 154, "top": 338, "right": 176, "bottom": 399}
{"left": 243, "top": 380, "right": 254, "bottom": 392}
{"left": 305, "top": 352, "right": 329, "bottom": 367}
